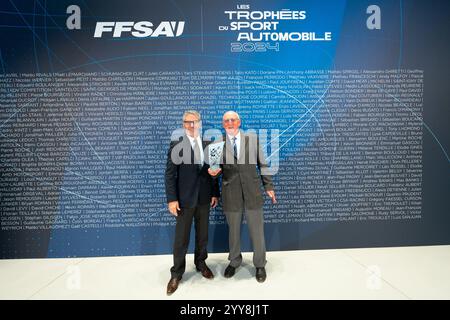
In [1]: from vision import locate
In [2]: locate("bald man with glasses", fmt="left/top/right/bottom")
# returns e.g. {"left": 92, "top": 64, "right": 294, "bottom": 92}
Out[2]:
{"left": 209, "top": 111, "right": 276, "bottom": 283}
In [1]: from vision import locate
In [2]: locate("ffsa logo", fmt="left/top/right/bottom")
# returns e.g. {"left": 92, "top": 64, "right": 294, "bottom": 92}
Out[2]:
{"left": 94, "top": 21, "right": 185, "bottom": 38}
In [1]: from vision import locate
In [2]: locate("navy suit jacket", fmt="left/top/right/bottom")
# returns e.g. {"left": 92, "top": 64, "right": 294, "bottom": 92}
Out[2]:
{"left": 165, "top": 134, "right": 220, "bottom": 208}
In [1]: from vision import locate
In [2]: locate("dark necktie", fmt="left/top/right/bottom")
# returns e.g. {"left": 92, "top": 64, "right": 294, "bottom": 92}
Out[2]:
{"left": 232, "top": 136, "right": 237, "bottom": 159}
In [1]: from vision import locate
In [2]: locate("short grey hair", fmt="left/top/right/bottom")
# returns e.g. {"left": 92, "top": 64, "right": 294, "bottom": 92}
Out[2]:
{"left": 223, "top": 110, "right": 240, "bottom": 120}
{"left": 183, "top": 110, "right": 201, "bottom": 122}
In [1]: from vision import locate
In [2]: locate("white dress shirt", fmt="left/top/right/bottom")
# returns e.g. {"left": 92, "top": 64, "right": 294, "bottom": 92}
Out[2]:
{"left": 187, "top": 134, "right": 204, "bottom": 164}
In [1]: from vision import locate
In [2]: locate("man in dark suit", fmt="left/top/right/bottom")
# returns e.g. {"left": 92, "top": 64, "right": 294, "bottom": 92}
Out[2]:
{"left": 208, "top": 111, "right": 276, "bottom": 283}
{"left": 165, "top": 110, "right": 219, "bottom": 295}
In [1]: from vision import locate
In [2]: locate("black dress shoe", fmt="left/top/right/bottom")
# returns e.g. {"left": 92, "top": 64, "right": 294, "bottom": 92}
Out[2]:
{"left": 196, "top": 265, "right": 214, "bottom": 279}
{"left": 224, "top": 265, "right": 236, "bottom": 278}
{"left": 166, "top": 277, "right": 181, "bottom": 295}
{"left": 255, "top": 267, "right": 266, "bottom": 283}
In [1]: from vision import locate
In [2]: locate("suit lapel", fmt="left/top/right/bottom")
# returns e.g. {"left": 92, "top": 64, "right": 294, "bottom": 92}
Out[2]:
{"left": 201, "top": 139, "right": 210, "bottom": 169}
{"left": 238, "top": 132, "right": 246, "bottom": 162}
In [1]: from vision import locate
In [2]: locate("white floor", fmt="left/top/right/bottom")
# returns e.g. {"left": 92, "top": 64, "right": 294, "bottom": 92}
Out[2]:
{"left": 0, "top": 245, "right": 449, "bottom": 300}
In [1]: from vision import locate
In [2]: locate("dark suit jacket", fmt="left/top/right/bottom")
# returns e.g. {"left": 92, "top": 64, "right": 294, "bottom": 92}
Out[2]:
{"left": 220, "top": 131, "right": 274, "bottom": 212}
{"left": 165, "top": 134, "right": 220, "bottom": 209}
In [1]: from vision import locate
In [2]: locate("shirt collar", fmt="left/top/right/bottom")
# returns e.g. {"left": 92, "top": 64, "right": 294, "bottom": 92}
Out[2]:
{"left": 186, "top": 134, "right": 201, "bottom": 144}
{"left": 227, "top": 131, "right": 241, "bottom": 142}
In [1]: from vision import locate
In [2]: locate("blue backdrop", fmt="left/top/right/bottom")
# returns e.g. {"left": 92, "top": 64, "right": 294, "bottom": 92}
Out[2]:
{"left": 0, "top": 0, "right": 449, "bottom": 258}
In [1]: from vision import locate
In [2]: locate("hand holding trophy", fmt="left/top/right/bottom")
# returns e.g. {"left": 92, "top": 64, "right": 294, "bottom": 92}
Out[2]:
{"left": 207, "top": 141, "right": 224, "bottom": 177}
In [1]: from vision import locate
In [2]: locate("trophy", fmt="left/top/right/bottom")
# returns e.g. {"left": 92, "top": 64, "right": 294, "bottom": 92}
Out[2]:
{"left": 208, "top": 141, "right": 225, "bottom": 171}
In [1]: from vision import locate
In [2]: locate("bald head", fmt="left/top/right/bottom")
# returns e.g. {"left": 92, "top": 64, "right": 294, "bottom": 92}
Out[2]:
{"left": 222, "top": 111, "right": 241, "bottom": 136}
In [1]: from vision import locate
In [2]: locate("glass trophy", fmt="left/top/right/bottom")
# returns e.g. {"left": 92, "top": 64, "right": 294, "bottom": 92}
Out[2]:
{"left": 208, "top": 141, "right": 225, "bottom": 170}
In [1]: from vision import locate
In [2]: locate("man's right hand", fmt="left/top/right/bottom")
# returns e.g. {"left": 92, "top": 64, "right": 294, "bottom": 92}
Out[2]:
{"left": 168, "top": 201, "right": 180, "bottom": 216}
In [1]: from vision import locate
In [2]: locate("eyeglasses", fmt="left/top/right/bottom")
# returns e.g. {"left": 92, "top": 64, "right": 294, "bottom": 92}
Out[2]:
{"left": 223, "top": 118, "right": 238, "bottom": 123}
{"left": 183, "top": 120, "right": 200, "bottom": 126}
